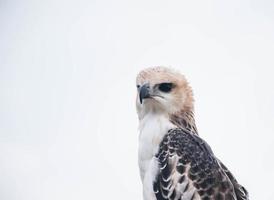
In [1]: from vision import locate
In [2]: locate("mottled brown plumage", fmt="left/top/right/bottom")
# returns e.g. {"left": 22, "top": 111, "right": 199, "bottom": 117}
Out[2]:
{"left": 136, "top": 66, "right": 248, "bottom": 200}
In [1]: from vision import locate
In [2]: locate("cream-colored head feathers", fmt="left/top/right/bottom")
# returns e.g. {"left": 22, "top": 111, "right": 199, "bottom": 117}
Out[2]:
{"left": 136, "top": 66, "right": 194, "bottom": 119}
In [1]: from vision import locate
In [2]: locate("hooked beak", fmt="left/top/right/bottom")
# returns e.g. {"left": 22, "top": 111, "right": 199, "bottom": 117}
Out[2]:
{"left": 139, "top": 84, "right": 150, "bottom": 104}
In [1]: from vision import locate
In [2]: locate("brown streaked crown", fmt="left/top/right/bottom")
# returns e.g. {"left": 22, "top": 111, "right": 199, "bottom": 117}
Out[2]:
{"left": 136, "top": 66, "right": 194, "bottom": 112}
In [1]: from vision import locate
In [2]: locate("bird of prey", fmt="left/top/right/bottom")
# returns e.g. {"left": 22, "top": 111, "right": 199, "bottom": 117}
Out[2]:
{"left": 136, "top": 67, "right": 248, "bottom": 200}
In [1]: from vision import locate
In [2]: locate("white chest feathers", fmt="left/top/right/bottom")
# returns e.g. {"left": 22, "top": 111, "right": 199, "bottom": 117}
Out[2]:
{"left": 138, "top": 113, "right": 176, "bottom": 200}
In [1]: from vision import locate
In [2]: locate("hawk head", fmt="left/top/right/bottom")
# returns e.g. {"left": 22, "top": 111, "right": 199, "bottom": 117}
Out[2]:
{"left": 136, "top": 66, "right": 194, "bottom": 120}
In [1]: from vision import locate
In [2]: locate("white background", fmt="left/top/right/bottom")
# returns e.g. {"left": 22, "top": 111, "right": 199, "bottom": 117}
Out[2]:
{"left": 1, "top": 0, "right": 274, "bottom": 199}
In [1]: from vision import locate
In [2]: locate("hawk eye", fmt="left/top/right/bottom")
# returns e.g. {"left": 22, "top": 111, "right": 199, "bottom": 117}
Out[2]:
{"left": 158, "top": 83, "right": 173, "bottom": 93}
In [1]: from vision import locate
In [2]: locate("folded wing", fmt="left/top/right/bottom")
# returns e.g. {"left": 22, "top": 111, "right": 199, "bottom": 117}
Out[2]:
{"left": 153, "top": 128, "right": 248, "bottom": 200}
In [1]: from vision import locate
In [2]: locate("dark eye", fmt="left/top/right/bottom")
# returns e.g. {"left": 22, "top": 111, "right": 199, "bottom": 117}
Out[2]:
{"left": 136, "top": 85, "right": 140, "bottom": 89}
{"left": 158, "top": 83, "right": 174, "bottom": 93}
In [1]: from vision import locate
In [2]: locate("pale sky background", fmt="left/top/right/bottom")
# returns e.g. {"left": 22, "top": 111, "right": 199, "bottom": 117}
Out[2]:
{"left": 1, "top": 0, "right": 274, "bottom": 199}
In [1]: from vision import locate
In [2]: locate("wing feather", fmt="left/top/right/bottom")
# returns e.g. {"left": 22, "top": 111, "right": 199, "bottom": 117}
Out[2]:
{"left": 153, "top": 128, "right": 248, "bottom": 200}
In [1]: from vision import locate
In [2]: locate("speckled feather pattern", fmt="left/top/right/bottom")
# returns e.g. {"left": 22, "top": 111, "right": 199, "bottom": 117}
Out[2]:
{"left": 136, "top": 67, "right": 248, "bottom": 200}
{"left": 153, "top": 128, "right": 248, "bottom": 200}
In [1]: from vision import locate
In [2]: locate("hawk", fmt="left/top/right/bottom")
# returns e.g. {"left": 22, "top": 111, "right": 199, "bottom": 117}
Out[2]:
{"left": 136, "top": 67, "right": 248, "bottom": 200}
